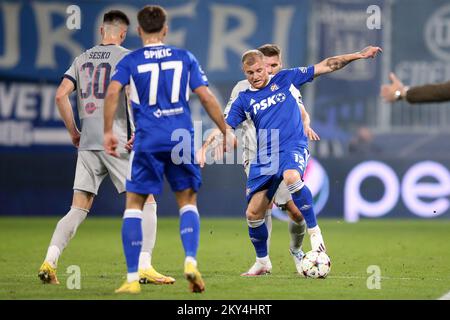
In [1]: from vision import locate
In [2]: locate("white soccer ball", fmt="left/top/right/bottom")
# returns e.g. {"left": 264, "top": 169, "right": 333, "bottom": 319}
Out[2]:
{"left": 300, "top": 250, "right": 331, "bottom": 279}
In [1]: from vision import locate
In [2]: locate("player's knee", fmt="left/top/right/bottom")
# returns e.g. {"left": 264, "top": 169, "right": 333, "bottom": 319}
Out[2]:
{"left": 72, "top": 190, "right": 94, "bottom": 210}
{"left": 283, "top": 170, "right": 301, "bottom": 186}
{"left": 246, "top": 208, "right": 264, "bottom": 221}
{"left": 175, "top": 188, "right": 197, "bottom": 208}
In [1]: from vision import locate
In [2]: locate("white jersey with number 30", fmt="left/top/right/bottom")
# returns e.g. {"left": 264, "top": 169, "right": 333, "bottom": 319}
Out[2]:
{"left": 64, "top": 44, "right": 130, "bottom": 152}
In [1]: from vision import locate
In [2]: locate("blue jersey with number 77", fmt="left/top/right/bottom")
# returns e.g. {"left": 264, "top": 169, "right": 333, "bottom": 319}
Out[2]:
{"left": 112, "top": 43, "right": 208, "bottom": 152}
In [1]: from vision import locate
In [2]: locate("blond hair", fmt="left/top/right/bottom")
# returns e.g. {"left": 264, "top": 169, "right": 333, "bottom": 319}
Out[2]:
{"left": 241, "top": 50, "right": 264, "bottom": 66}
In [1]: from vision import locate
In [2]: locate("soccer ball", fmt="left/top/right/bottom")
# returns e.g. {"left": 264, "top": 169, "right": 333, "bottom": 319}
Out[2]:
{"left": 300, "top": 250, "right": 331, "bottom": 279}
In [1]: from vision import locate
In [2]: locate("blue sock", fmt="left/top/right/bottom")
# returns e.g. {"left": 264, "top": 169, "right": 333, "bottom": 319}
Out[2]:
{"left": 122, "top": 210, "right": 143, "bottom": 275}
{"left": 179, "top": 205, "right": 200, "bottom": 258}
{"left": 248, "top": 221, "right": 268, "bottom": 258}
{"left": 291, "top": 185, "right": 317, "bottom": 228}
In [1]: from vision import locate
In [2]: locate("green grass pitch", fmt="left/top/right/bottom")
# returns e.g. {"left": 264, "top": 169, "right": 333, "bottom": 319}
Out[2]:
{"left": 0, "top": 217, "right": 449, "bottom": 300}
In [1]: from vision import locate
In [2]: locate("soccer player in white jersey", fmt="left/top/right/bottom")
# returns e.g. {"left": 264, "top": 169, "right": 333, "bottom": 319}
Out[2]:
{"left": 38, "top": 10, "right": 174, "bottom": 286}
{"left": 200, "top": 44, "right": 320, "bottom": 275}
{"left": 223, "top": 46, "right": 381, "bottom": 276}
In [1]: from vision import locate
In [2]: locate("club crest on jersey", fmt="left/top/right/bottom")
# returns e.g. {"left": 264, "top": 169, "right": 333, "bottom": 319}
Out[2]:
{"left": 252, "top": 93, "right": 286, "bottom": 115}
{"left": 270, "top": 83, "right": 279, "bottom": 92}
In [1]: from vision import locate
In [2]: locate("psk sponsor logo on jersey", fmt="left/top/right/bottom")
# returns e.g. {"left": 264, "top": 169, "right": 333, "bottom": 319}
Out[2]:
{"left": 144, "top": 48, "right": 172, "bottom": 59}
{"left": 85, "top": 102, "right": 97, "bottom": 114}
{"left": 252, "top": 93, "right": 286, "bottom": 115}
{"left": 270, "top": 83, "right": 279, "bottom": 92}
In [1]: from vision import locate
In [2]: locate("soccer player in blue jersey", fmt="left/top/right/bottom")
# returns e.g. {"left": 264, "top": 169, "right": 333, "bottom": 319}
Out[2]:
{"left": 225, "top": 46, "right": 381, "bottom": 274}
{"left": 199, "top": 44, "right": 320, "bottom": 276}
{"left": 103, "top": 5, "right": 230, "bottom": 294}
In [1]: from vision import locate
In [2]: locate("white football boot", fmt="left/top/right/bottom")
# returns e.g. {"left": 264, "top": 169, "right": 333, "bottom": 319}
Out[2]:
{"left": 241, "top": 257, "right": 272, "bottom": 276}
{"left": 309, "top": 227, "right": 327, "bottom": 252}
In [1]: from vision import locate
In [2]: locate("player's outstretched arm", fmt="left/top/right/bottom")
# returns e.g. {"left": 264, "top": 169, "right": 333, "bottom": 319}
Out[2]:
{"left": 314, "top": 45, "right": 382, "bottom": 78}
{"left": 103, "top": 80, "right": 122, "bottom": 157}
{"left": 300, "top": 105, "right": 320, "bottom": 141}
{"left": 194, "top": 86, "right": 236, "bottom": 150}
{"left": 55, "top": 78, "right": 79, "bottom": 148}
{"left": 194, "top": 86, "right": 227, "bottom": 134}
{"left": 196, "top": 125, "right": 235, "bottom": 168}
{"left": 196, "top": 128, "right": 221, "bottom": 168}
{"left": 196, "top": 81, "right": 244, "bottom": 167}
{"left": 201, "top": 128, "right": 223, "bottom": 158}
{"left": 123, "top": 85, "right": 135, "bottom": 153}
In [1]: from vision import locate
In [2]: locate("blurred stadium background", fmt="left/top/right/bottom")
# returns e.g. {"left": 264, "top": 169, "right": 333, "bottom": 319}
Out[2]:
{"left": 1, "top": 0, "right": 449, "bottom": 222}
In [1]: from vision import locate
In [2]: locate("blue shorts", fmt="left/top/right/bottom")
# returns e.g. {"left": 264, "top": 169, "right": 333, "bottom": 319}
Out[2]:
{"left": 246, "top": 146, "right": 310, "bottom": 202}
{"left": 126, "top": 151, "right": 202, "bottom": 195}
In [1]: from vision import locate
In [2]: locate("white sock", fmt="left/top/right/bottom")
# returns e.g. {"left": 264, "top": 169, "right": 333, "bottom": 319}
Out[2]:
{"left": 185, "top": 256, "right": 197, "bottom": 267}
{"left": 256, "top": 255, "right": 270, "bottom": 265}
{"left": 138, "top": 252, "right": 151, "bottom": 270}
{"left": 44, "top": 245, "right": 60, "bottom": 268}
{"left": 46, "top": 206, "right": 88, "bottom": 267}
{"left": 139, "top": 202, "right": 157, "bottom": 270}
{"left": 308, "top": 225, "right": 321, "bottom": 235}
{"left": 127, "top": 272, "right": 139, "bottom": 283}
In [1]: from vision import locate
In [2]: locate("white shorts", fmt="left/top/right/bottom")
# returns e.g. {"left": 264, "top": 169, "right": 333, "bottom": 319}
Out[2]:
{"left": 244, "top": 161, "right": 292, "bottom": 206}
{"left": 73, "top": 150, "right": 129, "bottom": 195}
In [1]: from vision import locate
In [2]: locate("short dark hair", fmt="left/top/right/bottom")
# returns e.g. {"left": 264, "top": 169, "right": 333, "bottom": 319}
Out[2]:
{"left": 137, "top": 5, "right": 167, "bottom": 34}
{"left": 103, "top": 10, "right": 130, "bottom": 26}
{"left": 257, "top": 44, "right": 281, "bottom": 57}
